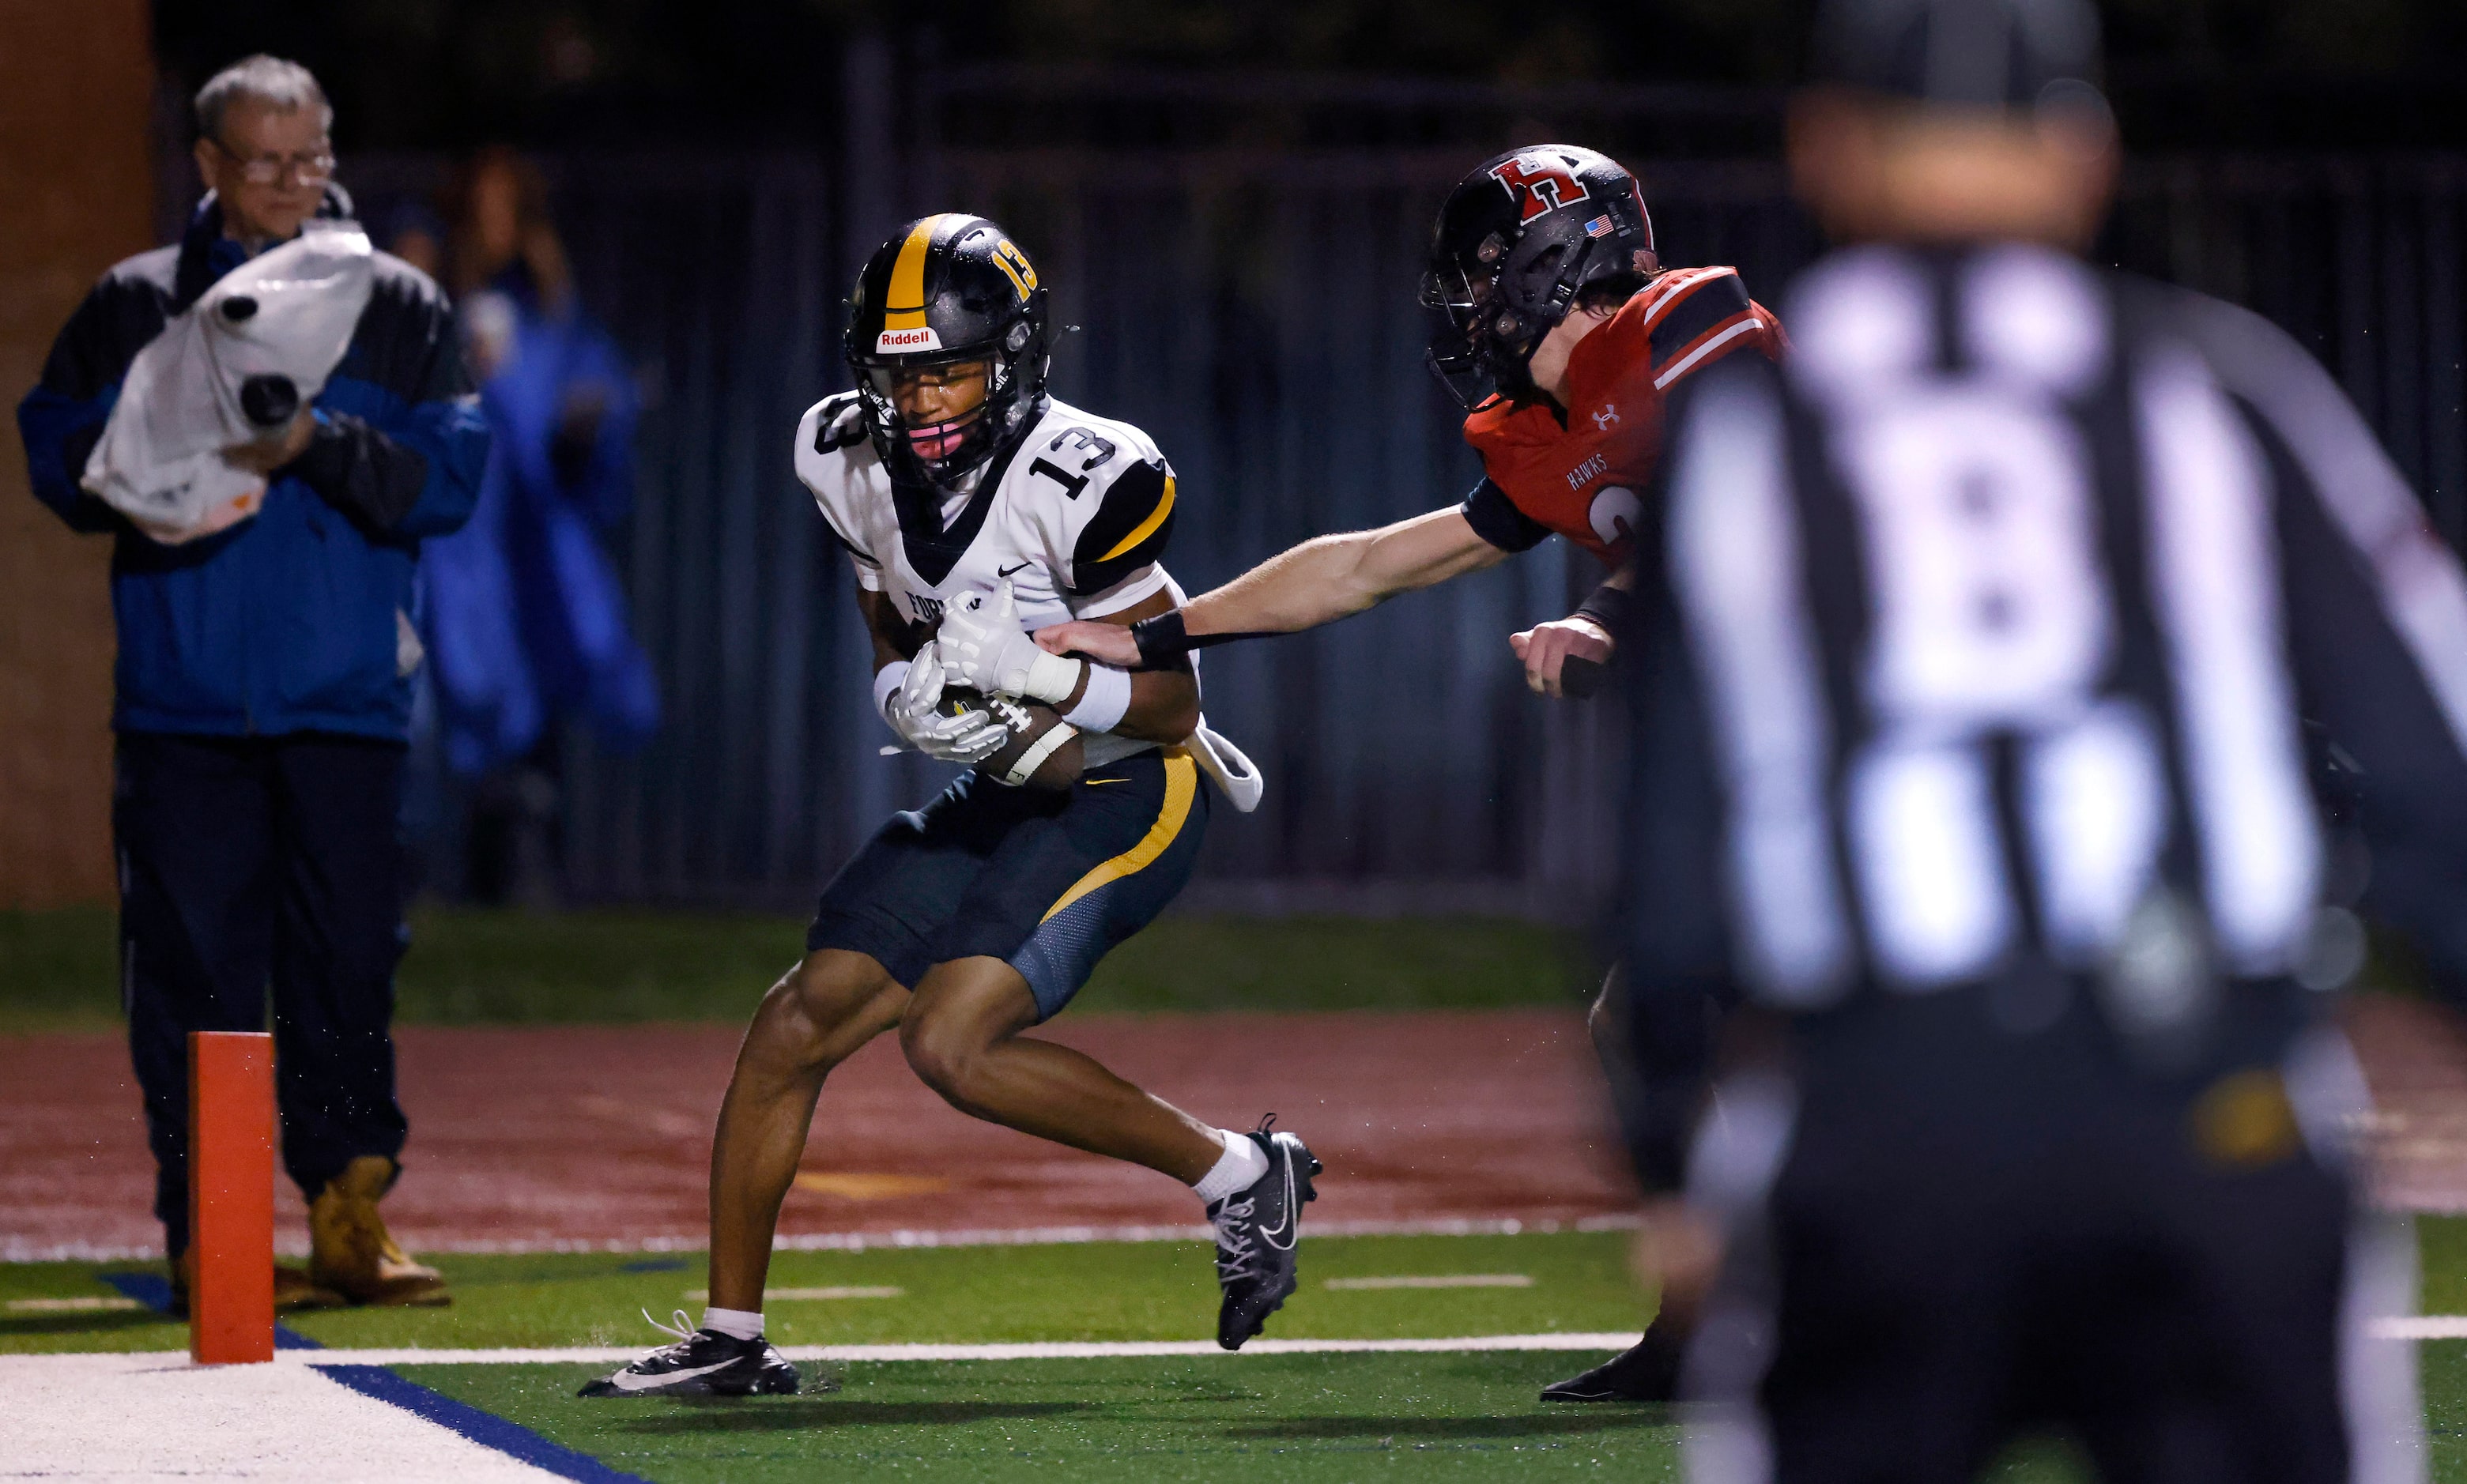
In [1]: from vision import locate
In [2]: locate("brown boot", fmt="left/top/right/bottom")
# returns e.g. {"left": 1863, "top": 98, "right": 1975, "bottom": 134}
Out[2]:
{"left": 168, "top": 1253, "right": 346, "bottom": 1317}
{"left": 307, "top": 1156, "right": 451, "bottom": 1307}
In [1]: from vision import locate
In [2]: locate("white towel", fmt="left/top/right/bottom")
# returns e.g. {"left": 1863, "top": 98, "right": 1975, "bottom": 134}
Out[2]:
{"left": 1185, "top": 717, "right": 1265, "bottom": 813}
{"left": 83, "top": 224, "right": 375, "bottom": 543}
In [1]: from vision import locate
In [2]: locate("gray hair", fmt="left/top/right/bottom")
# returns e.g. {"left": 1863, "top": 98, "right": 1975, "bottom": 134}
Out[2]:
{"left": 194, "top": 55, "right": 332, "bottom": 144}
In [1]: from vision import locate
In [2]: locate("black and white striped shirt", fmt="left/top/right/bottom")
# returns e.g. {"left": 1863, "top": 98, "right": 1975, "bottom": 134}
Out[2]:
{"left": 1619, "top": 242, "right": 2467, "bottom": 1188}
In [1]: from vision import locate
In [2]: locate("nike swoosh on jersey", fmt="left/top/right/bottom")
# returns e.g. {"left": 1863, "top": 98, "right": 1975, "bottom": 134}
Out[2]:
{"left": 606, "top": 1358, "right": 737, "bottom": 1392}
{"left": 998, "top": 561, "right": 1033, "bottom": 578}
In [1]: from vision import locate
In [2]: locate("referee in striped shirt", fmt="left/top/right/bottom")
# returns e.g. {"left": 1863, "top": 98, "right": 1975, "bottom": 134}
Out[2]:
{"left": 1614, "top": 0, "right": 2467, "bottom": 1475}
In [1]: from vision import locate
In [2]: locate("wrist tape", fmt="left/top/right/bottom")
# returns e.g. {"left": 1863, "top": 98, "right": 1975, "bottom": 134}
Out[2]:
{"left": 1060, "top": 662, "right": 1132, "bottom": 733}
{"left": 873, "top": 661, "right": 911, "bottom": 726}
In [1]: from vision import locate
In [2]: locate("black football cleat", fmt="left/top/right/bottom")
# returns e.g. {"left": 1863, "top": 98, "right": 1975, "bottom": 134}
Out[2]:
{"left": 1208, "top": 1117, "right": 1321, "bottom": 1350}
{"left": 1539, "top": 1313, "right": 1688, "bottom": 1403}
{"left": 579, "top": 1309, "right": 801, "bottom": 1398}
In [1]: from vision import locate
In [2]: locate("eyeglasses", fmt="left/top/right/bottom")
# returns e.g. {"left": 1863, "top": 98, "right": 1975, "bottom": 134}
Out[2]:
{"left": 213, "top": 138, "right": 335, "bottom": 187}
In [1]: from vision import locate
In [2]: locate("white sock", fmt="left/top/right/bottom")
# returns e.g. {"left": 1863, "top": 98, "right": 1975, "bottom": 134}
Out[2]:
{"left": 1191, "top": 1128, "right": 1270, "bottom": 1207}
{"left": 701, "top": 1305, "right": 764, "bottom": 1341}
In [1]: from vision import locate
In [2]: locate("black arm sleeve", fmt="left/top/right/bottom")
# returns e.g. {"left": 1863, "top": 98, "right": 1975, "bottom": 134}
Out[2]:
{"left": 288, "top": 413, "right": 432, "bottom": 534}
{"left": 1458, "top": 476, "right": 1552, "bottom": 553}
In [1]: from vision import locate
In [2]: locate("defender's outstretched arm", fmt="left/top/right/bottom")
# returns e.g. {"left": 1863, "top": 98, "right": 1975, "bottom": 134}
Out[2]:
{"left": 1036, "top": 507, "right": 1507, "bottom": 667}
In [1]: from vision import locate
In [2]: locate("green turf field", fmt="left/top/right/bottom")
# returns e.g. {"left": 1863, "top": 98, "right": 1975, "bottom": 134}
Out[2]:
{"left": 5, "top": 1226, "right": 2461, "bottom": 1479}
{"left": 0, "top": 907, "right": 1586, "bottom": 1032}
{"left": 0, "top": 1230, "right": 1639, "bottom": 1355}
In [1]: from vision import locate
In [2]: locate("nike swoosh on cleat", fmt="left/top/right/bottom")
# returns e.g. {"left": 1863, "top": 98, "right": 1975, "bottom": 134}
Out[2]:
{"left": 604, "top": 1358, "right": 737, "bottom": 1393}
{"left": 1262, "top": 1153, "right": 1301, "bottom": 1250}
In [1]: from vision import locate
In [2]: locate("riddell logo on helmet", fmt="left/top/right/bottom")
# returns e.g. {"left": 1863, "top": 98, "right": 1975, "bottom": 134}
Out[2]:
{"left": 877, "top": 326, "right": 942, "bottom": 352}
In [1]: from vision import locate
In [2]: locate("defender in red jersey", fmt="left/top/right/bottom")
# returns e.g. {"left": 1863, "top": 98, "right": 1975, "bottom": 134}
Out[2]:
{"left": 1035, "top": 149, "right": 1782, "bottom": 1403}
{"left": 1039, "top": 142, "right": 1781, "bottom": 693}
{"left": 1458, "top": 262, "right": 1782, "bottom": 570}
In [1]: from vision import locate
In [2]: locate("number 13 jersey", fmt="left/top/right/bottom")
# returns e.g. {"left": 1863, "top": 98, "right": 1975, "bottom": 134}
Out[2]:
{"left": 794, "top": 390, "right": 1186, "bottom": 767}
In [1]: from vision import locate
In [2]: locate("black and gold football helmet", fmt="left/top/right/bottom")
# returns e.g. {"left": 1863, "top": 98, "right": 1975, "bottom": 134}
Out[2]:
{"left": 843, "top": 213, "right": 1052, "bottom": 486}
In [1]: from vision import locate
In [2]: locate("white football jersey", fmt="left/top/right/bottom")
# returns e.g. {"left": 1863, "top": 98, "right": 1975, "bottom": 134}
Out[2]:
{"left": 794, "top": 391, "right": 1187, "bottom": 767}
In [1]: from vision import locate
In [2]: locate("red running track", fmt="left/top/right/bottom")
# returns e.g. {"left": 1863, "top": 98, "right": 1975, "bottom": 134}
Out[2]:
{"left": 15, "top": 996, "right": 2459, "bottom": 1264}
{"left": 0, "top": 1010, "right": 1640, "bottom": 1262}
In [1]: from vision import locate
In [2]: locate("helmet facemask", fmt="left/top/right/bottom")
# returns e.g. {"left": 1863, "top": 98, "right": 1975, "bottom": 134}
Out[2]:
{"left": 1422, "top": 235, "right": 1599, "bottom": 409}
{"left": 852, "top": 315, "right": 1044, "bottom": 488}
{"left": 843, "top": 216, "right": 1053, "bottom": 489}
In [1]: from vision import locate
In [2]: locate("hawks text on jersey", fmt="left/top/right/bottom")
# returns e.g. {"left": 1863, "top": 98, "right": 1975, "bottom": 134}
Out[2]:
{"left": 794, "top": 390, "right": 1185, "bottom": 766}
{"left": 1458, "top": 266, "right": 1784, "bottom": 565}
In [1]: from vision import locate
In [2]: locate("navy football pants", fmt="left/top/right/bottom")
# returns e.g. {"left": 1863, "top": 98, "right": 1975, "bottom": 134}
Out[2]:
{"left": 115, "top": 733, "right": 411, "bottom": 1259}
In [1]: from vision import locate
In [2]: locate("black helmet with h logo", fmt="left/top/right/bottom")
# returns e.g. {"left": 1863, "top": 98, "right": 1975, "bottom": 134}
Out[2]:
{"left": 843, "top": 213, "right": 1052, "bottom": 486}
{"left": 1420, "top": 145, "right": 1658, "bottom": 409}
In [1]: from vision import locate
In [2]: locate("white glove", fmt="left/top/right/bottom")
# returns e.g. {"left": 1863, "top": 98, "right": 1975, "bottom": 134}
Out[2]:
{"left": 883, "top": 642, "right": 1012, "bottom": 764}
{"left": 939, "top": 579, "right": 1084, "bottom": 703}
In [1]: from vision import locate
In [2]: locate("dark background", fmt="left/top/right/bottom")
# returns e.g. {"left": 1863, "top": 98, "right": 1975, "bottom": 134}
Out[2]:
{"left": 156, "top": 0, "right": 2467, "bottom": 155}
{"left": 132, "top": 1, "right": 2467, "bottom": 915}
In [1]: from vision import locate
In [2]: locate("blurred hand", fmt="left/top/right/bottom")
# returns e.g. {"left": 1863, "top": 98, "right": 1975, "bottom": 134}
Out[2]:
{"left": 1035, "top": 620, "right": 1141, "bottom": 668}
{"left": 1630, "top": 1196, "right": 1722, "bottom": 1326}
{"left": 221, "top": 408, "right": 315, "bottom": 477}
{"left": 1510, "top": 616, "right": 1613, "bottom": 699}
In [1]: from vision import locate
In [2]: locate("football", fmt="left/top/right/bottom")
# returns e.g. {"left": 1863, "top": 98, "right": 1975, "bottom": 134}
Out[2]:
{"left": 938, "top": 687, "right": 1084, "bottom": 790}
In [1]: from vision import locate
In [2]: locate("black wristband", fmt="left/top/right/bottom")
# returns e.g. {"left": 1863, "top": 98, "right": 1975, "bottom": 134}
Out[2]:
{"left": 1130, "top": 610, "right": 1190, "bottom": 668}
{"left": 1572, "top": 582, "right": 1634, "bottom": 636}
{"left": 1128, "top": 609, "right": 1276, "bottom": 669}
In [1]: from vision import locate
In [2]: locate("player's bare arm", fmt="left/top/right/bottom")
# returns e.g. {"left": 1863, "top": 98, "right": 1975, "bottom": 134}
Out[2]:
{"left": 1033, "top": 507, "right": 1507, "bottom": 669}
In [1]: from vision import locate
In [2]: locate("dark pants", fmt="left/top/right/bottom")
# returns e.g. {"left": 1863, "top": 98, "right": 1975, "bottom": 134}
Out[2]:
{"left": 1682, "top": 989, "right": 2390, "bottom": 1483}
{"left": 115, "top": 732, "right": 412, "bottom": 1259}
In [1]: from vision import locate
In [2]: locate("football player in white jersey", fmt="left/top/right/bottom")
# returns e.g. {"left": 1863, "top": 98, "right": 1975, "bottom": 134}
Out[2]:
{"left": 583, "top": 215, "right": 1313, "bottom": 1399}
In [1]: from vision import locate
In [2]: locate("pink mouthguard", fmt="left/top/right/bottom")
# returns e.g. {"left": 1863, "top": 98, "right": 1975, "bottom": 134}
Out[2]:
{"left": 905, "top": 418, "right": 974, "bottom": 461}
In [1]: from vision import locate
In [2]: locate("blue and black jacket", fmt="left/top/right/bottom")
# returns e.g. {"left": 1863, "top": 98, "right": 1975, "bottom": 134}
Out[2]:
{"left": 15, "top": 187, "right": 488, "bottom": 740}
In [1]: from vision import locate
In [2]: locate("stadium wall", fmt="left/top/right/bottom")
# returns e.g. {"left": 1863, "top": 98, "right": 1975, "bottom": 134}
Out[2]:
{"left": 0, "top": 2, "right": 152, "bottom": 908}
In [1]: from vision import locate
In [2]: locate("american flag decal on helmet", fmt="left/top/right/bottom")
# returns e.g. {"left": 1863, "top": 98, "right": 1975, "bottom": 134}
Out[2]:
{"left": 1584, "top": 216, "right": 1614, "bottom": 237}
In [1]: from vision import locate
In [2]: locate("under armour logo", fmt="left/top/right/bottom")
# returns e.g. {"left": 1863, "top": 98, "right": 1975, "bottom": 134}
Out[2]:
{"left": 1488, "top": 153, "right": 1590, "bottom": 224}
{"left": 1592, "top": 404, "right": 1620, "bottom": 431}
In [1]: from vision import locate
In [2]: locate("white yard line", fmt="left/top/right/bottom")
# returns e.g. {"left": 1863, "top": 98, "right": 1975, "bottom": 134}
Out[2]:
{"left": 6, "top": 1295, "right": 144, "bottom": 1313}
{"left": 2373, "top": 1316, "right": 2467, "bottom": 1340}
{"left": 681, "top": 1286, "right": 903, "bottom": 1300}
{"left": 11, "top": 1333, "right": 1643, "bottom": 1369}
{"left": 1325, "top": 1275, "right": 1534, "bottom": 1290}
{"left": 6, "top": 1213, "right": 1641, "bottom": 1264}
{"left": 0, "top": 1353, "right": 567, "bottom": 1482}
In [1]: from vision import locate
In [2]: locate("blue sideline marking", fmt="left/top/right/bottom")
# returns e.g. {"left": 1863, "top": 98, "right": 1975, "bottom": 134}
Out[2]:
{"left": 315, "top": 1365, "right": 651, "bottom": 1484}
{"left": 97, "top": 1270, "right": 321, "bottom": 1348}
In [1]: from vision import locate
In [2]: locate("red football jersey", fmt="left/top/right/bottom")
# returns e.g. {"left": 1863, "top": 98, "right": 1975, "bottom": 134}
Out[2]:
{"left": 1460, "top": 266, "right": 1783, "bottom": 566}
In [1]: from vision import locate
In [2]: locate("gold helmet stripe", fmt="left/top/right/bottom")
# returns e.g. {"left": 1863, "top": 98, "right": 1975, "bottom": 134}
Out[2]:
{"left": 883, "top": 213, "right": 967, "bottom": 330}
{"left": 1097, "top": 474, "right": 1176, "bottom": 561}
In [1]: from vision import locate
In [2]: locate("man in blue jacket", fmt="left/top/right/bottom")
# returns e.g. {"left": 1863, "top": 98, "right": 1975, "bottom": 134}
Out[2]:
{"left": 15, "top": 55, "right": 487, "bottom": 1310}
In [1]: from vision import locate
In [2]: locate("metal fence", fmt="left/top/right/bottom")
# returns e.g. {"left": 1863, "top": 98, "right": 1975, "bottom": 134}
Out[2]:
{"left": 348, "top": 72, "right": 2467, "bottom": 918}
